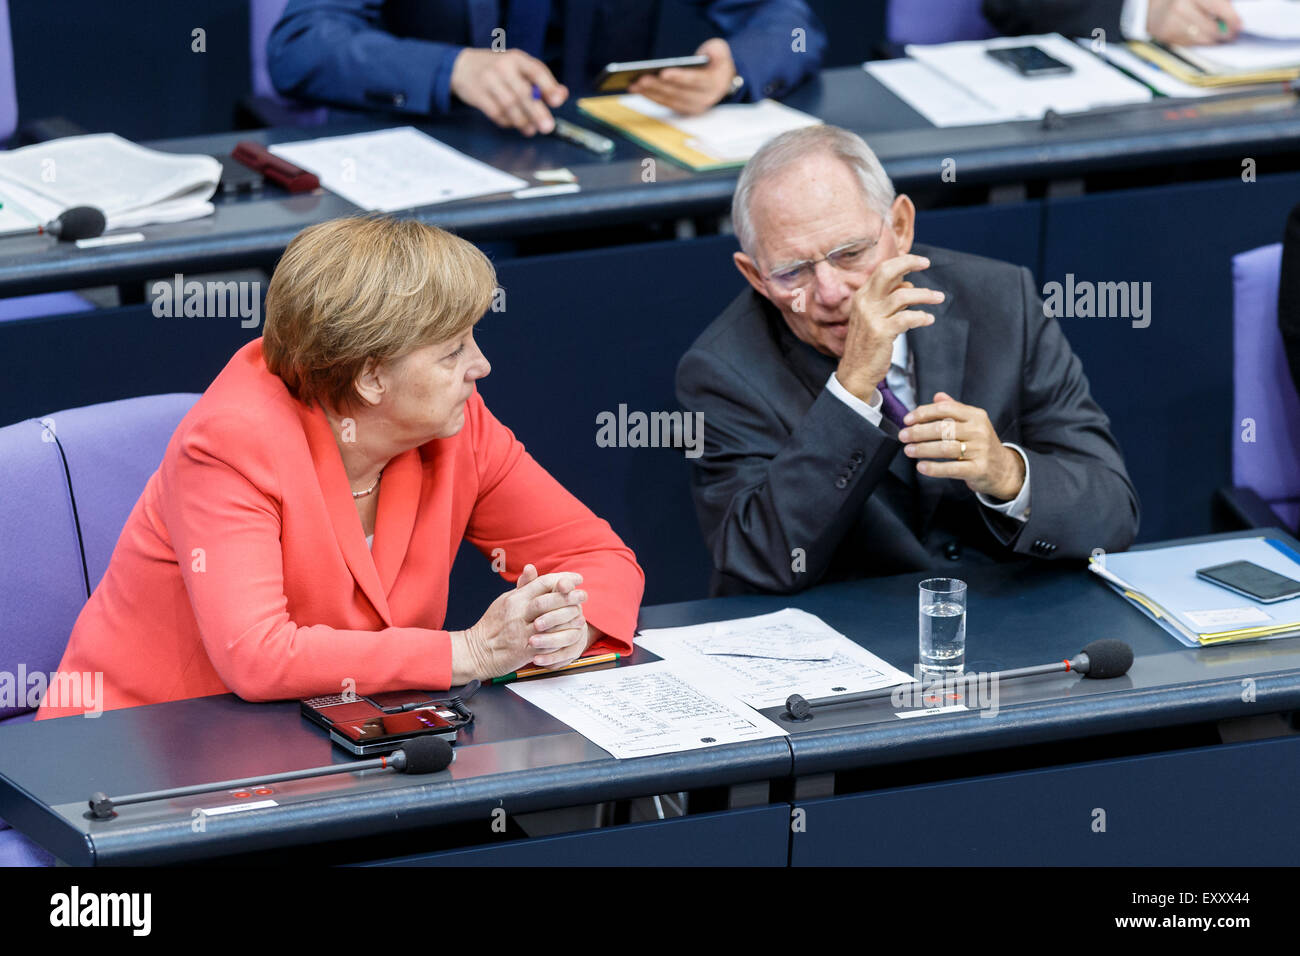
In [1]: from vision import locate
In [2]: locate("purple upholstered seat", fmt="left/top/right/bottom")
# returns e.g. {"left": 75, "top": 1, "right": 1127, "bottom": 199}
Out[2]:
{"left": 887, "top": 0, "right": 997, "bottom": 45}
{"left": 1232, "top": 243, "right": 1300, "bottom": 530}
{"left": 0, "top": 393, "right": 199, "bottom": 864}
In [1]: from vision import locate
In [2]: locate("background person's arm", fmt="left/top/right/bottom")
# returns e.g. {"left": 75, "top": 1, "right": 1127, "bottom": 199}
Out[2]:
{"left": 267, "top": 0, "right": 464, "bottom": 115}
{"left": 981, "top": 0, "right": 1125, "bottom": 38}
{"left": 691, "top": 0, "right": 827, "bottom": 101}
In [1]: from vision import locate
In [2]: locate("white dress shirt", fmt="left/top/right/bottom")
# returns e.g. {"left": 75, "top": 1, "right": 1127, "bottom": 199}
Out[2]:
{"left": 1120, "top": 0, "right": 1151, "bottom": 40}
{"left": 824, "top": 334, "right": 1031, "bottom": 521}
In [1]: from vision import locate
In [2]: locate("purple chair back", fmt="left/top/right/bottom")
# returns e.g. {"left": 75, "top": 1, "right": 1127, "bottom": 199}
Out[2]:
{"left": 50, "top": 394, "right": 200, "bottom": 589}
{"left": 0, "top": 417, "right": 87, "bottom": 722}
{"left": 887, "top": 0, "right": 997, "bottom": 45}
{"left": 0, "top": 394, "right": 199, "bottom": 724}
{"left": 1233, "top": 243, "right": 1300, "bottom": 530}
{"left": 251, "top": 0, "right": 328, "bottom": 125}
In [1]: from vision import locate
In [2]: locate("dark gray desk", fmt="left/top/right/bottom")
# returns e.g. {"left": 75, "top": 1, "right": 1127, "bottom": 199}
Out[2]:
{"left": 2, "top": 66, "right": 1299, "bottom": 296}
{"left": 1, "top": 530, "right": 1297, "bottom": 865}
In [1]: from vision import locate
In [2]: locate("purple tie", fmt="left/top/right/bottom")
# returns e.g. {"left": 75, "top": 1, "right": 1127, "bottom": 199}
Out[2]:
{"left": 877, "top": 382, "right": 909, "bottom": 428}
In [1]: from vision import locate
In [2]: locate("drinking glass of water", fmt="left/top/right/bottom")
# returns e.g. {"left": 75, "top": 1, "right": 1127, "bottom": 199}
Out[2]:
{"left": 919, "top": 578, "right": 967, "bottom": 678}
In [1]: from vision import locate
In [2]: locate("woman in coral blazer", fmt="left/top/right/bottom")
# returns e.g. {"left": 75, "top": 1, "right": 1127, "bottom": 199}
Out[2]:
{"left": 37, "top": 218, "right": 644, "bottom": 719}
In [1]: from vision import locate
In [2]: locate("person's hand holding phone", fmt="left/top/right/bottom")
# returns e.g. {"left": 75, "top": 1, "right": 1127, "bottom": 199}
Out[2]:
{"left": 450, "top": 47, "right": 568, "bottom": 135}
{"left": 629, "top": 38, "right": 737, "bottom": 115}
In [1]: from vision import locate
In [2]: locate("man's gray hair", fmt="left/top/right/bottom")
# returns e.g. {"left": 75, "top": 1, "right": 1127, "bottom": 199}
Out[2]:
{"left": 731, "top": 125, "right": 896, "bottom": 258}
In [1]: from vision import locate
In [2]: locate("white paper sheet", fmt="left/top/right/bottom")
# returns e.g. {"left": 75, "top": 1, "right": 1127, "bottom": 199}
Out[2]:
{"left": 506, "top": 661, "right": 788, "bottom": 758}
{"left": 636, "top": 608, "right": 913, "bottom": 709}
{"left": 269, "top": 127, "right": 528, "bottom": 212}
{"left": 1239, "top": 1, "right": 1300, "bottom": 40}
{"left": 613, "top": 95, "right": 821, "bottom": 160}
{"left": 897, "top": 34, "right": 1151, "bottom": 123}
{"left": 1176, "top": 35, "right": 1300, "bottom": 72}
{"left": 865, "top": 58, "right": 1008, "bottom": 126}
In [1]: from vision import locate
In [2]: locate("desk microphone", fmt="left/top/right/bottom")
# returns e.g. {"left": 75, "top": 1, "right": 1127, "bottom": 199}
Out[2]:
{"left": 87, "top": 736, "right": 453, "bottom": 820}
{"left": 782, "top": 639, "right": 1135, "bottom": 721}
{"left": 40, "top": 205, "right": 106, "bottom": 241}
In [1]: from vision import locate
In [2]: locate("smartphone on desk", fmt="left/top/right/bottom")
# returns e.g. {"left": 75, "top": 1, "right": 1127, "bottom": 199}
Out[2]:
{"left": 986, "top": 45, "right": 1073, "bottom": 78}
{"left": 1196, "top": 560, "right": 1300, "bottom": 604}
{"left": 301, "top": 691, "right": 472, "bottom": 756}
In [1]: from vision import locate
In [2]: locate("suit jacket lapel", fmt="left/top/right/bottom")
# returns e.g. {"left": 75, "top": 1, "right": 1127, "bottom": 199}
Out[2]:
{"left": 906, "top": 264, "right": 968, "bottom": 531}
{"left": 298, "top": 402, "right": 394, "bottom": 626}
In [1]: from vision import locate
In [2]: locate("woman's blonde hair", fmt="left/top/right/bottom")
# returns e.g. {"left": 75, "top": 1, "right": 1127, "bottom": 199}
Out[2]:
{"left": 262, "top": 216, "right": 496, "bottom": 409}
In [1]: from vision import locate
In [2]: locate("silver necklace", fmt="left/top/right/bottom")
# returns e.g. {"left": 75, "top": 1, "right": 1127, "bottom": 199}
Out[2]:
{"left": 351, "top": 469, "right": 383, "bottom": 499}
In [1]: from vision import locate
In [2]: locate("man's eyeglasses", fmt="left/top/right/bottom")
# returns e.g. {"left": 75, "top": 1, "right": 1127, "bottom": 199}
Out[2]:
{"left": 764, "top": 220, "right": 887, "bottom": 291}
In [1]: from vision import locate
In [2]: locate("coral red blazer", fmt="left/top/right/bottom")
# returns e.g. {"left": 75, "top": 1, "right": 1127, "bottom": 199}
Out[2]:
{"left": 37, "top": 340, "right": 643, "bottom": 719}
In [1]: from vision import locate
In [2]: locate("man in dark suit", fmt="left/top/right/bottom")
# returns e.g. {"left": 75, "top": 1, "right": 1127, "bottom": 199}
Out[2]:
{"left": 676, "top": 125, "right": 1138, "bottom": 595}
{"left": 268, "top": 0, "right": 826, "bottom": 135}
{"left": 982, "top": 0, "right": 1241, "bottom": 46}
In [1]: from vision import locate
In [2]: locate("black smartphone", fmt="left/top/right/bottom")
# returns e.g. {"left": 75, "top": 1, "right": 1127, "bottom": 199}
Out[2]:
{"left": 594, "top": 55, "right": 711, "bottom": 93}
{"left": 985, "top": 45, "right": 1074, "bottom": 78}
{"left": 1196, "top": 560, "right": 1300, "bottom": 603}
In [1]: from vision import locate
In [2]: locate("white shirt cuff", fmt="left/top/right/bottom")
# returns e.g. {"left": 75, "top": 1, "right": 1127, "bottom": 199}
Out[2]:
{"left": 976, "top": 442, "right": 1031, "bottom": 522}
{"left": 825, "top": 373, "right": 883, "bottom": 428}
{"left": 1120, "top": 0, "right": 1150, "bottom": 41}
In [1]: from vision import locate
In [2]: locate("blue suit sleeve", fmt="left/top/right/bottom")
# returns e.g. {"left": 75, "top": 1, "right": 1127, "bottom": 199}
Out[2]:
{"left": 267, "top": 0, "right": 463, "bottom": 115}
{"left": 692, "top": 0, "right": 827, "bottom": 100}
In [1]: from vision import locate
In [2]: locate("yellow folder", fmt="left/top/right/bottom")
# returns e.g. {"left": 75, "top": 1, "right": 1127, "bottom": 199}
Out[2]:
{"left": 1126, "top": 40, "right": 1300, "bottom": 87}
{"left": 576, "top": 96, "right": 744, "bottom": 171}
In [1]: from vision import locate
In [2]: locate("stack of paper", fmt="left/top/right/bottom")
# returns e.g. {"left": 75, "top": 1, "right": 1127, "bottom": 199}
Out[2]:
{"left": 577, "top": 94, "right": 821, "bottom": 170}
{"left": 636, "top": 607, "right": 912, "bottom": 708}
{"left": 865, "top": 33, "right": 1152, "bottom": 127}
{"left": 269, "top": 127, "right": 528, "bottom": 211}
{"left": 1090, "top": 537, "right": 1300, "bottom": 646}
{"left": 0, "top": 133, "right": 220, "bottom": 236}
{"left": 508, "top": 608, "right": 916, "bottom": 759}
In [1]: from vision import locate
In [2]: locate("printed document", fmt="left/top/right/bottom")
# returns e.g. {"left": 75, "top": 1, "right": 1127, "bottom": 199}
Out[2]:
{"left": 636, "top": 608, "right": 912, "bottom": 708}
{"left": 270, "top": 127, "right": 528, "bottom": 211}
{"left": 507, "top": 661, "right": 787, "bottom": 758}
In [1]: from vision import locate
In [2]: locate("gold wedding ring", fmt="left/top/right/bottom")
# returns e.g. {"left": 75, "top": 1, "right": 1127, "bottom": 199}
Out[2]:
{"left": 958, "top": 441, "right": 968, "bottom": 460}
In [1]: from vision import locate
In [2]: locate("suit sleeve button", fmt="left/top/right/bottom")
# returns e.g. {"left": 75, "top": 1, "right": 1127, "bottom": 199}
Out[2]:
{"left": 835, "top": 476, "right": 848, "bottom": 489}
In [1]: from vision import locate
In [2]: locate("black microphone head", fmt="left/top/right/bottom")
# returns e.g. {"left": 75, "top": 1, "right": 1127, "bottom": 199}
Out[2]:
{"left": 397, "top": 736, "right": 454, "bottom": 774}
{"left": 1080, "top": 639, "right": 1134, "bottom": 679}
{"left": 53, "top": 205, "right": 106, "bottom": 241}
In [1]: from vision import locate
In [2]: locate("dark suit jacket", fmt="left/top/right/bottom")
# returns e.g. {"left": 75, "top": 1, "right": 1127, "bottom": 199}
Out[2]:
{"left": 268, "top": 0, "right": 827, "bottom": 116}
{"left": 676, "top": 243, "right": 1139, "bottom": 595}
{"left": 1279, "top": 201, "right": 1300, "bottom": 397}
{"left": 982, "top": 0, "right": 1124, "bottom": 38}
